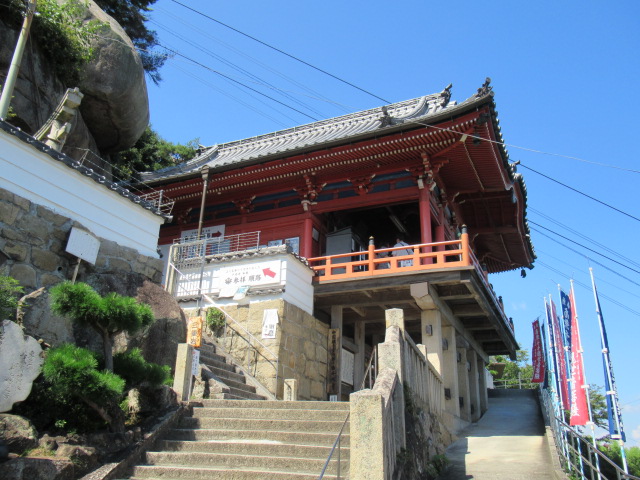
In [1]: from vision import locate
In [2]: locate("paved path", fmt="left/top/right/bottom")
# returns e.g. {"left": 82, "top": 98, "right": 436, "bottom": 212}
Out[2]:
{"left": 437, "top": 390, "right": 557, "bottom": 479}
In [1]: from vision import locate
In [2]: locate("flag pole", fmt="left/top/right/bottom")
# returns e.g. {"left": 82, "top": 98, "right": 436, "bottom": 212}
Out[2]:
{"left": 570, "top": 279, "right": 601, "bottom": 479}
{"left": 589, "top": 268, "right": 628, "bottom": 475}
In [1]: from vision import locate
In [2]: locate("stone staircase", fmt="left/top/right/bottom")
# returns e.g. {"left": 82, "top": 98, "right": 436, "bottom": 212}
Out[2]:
{"left": 126, "top": 399, "right": 351, "bottom": 479}
{"left": 198, "top": 342, "right": 267, "bottom": 400}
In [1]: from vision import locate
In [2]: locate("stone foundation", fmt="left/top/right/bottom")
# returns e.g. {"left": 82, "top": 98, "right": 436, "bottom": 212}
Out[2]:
{"left": 192, "top": 298, "right": 329, "bottom": 400}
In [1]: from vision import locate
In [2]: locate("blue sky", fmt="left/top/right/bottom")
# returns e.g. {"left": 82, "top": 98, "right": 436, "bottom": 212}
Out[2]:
{"left": 145, "top": 1, "right": 640, "bottom": 445}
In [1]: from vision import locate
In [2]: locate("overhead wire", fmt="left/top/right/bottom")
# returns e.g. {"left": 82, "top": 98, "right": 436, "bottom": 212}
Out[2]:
{"left": 164, "top": 59, "right": 292, "bottom": 127}
{"left": 530, "top": 226, "right": 640, "bottom": 287}
{"left": 150, "top": 18, "right": 328, "bottom": 120}
{"left": 168, "top": 0, "right": 391, "bottom": 104}
{"left": 521, "top": 163, "right": 640, "bottom": 223}
{"left": 159, "top": 43, "right": 319, "bottom": 122}
{"left": 535, "top": 260, "right": 640, "bottom": 317}
{"left": 535, "top": 248, "right": 640, "bottom": 301}
{"left": 530, "top": 208, "right": 640, "bottom": 270}
{"left": 154, "top": 6, "right": 349, "bottom": 115}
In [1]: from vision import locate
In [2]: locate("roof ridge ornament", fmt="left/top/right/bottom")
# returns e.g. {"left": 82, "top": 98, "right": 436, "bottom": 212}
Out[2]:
{"left": 379, "top": 106, "right": 394, "bottom": 128}
{"left": 476, "top": 77, "right": 493, "bottom": 97}
{"left": 438, "top": 83, "right": 453, "bottom": 107}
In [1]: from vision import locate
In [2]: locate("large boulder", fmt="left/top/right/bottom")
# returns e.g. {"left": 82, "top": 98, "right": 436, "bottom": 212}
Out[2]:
{"left": 0, "top": 321, "right": 44, "bottom": 413}
{"left": 77, "top": 2, "right": 149, "bottom": 153}
{"left": 0, "top": 0, "right": 149, "bottom": 157}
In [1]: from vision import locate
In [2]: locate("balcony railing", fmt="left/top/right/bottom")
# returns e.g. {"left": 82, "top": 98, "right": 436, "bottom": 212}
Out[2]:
{"left": 308, "top": 233, "right": 474, "bottom": 282}
{"left": 308, "top": 232, "right": 512, "bottom": 331}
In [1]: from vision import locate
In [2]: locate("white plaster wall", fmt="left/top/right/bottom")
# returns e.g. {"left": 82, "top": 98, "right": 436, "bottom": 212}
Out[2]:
{"left": 0, "top": 131, "right": 164, "bottom": 257}
{"left": 281, "top": 256, "right": 314, "bottom": 314}
{"left": 173, "top": 253, "right": 315, "bottom": 314}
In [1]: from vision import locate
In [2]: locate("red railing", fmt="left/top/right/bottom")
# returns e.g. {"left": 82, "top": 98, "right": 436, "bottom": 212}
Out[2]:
{"left": 308, "top": 233, "right": 472, "bottom": 281}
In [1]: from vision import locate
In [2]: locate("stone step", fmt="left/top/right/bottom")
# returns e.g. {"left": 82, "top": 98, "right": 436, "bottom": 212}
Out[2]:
{"left": 191, "top": 406, "right": 349, "bottom": 422}
{"left": 189, "top": 399, "right": 350, "bottom": 411}
{"left": 129, "top": 465, "right": 345, "bottom": 479}
{"left": 158, "top": 439, "right": 349, "bottom": 459}
{"left": 199, "top": 353, "right": 237, "bottom": 373}
{"left": 210, "top": 375, "right": 257, "bottom": 394}
{"left": 179, "top": 417, "right": 349, "bottom": 434}
{"left": 209, "top": 387, "right": 265, "bottom": 401}
{"left": 206, "top": 363, "right": 247, "bottom": 384}
{"left": 165, "top": 428, "right": 350, "bottom": 447}
{"left": 142, "top": 451, "right": 349, "bottom": 475}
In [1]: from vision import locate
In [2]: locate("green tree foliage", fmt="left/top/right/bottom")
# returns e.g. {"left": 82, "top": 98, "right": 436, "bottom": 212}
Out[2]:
{"left": 0, "top": 0, "right": 105, "bottom": 86}
{"left": 598, "top": 442, "right": 640, "bottom": 477}
{"left": 587, "top": 384, "right": 608, "bottom": 430}
{"left": 113, "top": 348, "right": 171, "bottom": 388}
{"left": 42, "top": 344, "right": 125, "bottom": 431}
{"left": 490, "top": 350, "right": 534, "bottom": 388}
{"left": 50, "top": 281, "right": 154, "bottom": 371}
{"left": 110, "top": 125, "right": 198, "bottom": 179}
{"left": 93, "top": 0, "right": 167, "bottom": 84}
{"left": 0, "top": 276, "right": 23, "bottom": 320}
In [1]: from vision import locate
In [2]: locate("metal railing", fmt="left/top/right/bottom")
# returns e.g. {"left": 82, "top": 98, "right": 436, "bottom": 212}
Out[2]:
{"left": 202, "top": 294, "right": 279, "bottom": 398}
{"left": 493, "top": 374, "right": 537, "bottom": 390}
{"left": 166, "top": 231, "right": 262, "bottom": 296}
{"left": 138, "top": 189, "right": 175, "bottom": 215}
{"left": 541, "top": 389, "right": 640, "bottom": 480}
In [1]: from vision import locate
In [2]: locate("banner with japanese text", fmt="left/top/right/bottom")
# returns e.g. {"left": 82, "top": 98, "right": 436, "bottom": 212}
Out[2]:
{"left": 551, "top": 299, "right": 570, "bottom": 411}
{"left": 532, "top": 320, "right": 545, "bottom": 383}
{"left": 569, "top": 289, "right": 588, "bottom": 425}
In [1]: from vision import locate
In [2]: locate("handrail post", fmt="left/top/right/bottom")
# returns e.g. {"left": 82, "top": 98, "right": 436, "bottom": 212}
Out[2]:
{"left": 368, "top": 236, "right": 375, "bottom": 272}
{"left": 460, "top": 225, "right": 470, "bottom": 265}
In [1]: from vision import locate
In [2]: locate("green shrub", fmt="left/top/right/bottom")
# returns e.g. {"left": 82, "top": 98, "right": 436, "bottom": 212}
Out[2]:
{"left": 113, "top": 348, "right": 172, "bottom": 388}
{"left": 50, "top": 281, "right": 155, "bottom": 371}
{"left": 206, "top": 307, "right": 226, "bottom": 332}
{"left": 40, "top": 344, "right": 125, "bottom": 431}
{"left": 0, "top": 0, "right": 106, "bottom": 86}
{"left": 0, "top": 276, "right": 23, "bottom": 320}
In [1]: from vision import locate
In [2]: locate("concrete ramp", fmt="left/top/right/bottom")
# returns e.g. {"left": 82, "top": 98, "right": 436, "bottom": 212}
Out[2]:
{"left": 438, "top": 389, "right": 558, "bottom": 479}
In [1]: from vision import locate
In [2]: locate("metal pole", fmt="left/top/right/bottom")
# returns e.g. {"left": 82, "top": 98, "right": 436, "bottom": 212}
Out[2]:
{"left": 196, "top": 165, "right": 211, "bottom": 240}
{"left": 0, "top": 0, "right": 37, "bottom": 119}
{"left": 589, "top": 268, "right": 629, "bottom": 474}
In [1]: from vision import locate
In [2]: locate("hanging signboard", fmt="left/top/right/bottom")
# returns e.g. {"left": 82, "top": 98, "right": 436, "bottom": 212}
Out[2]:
{"left": 327, "top": 328, "right": 341, "bottom": 395}
{"left": 187, "top": 316, "right": 203, "bottom": 348}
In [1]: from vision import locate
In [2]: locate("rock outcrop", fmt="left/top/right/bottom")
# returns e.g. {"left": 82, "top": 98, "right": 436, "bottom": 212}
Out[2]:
{"left": 0, "top": 0, "right": 149, "bottom": 162}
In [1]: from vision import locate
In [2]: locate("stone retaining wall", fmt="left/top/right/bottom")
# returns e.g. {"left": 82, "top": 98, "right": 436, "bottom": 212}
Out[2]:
{"left": 0, "top": 186, "right": 165, "bottom": 347}
{"left": 193, "top": 299, "right": 329, "bottom": 400}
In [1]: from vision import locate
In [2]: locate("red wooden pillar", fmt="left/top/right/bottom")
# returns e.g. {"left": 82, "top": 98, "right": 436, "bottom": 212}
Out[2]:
{"left": 419, "top": 187, "right": 433, "bottom": 264}
{"left": 302, "top": 216, "right": 313, "bottom": 258}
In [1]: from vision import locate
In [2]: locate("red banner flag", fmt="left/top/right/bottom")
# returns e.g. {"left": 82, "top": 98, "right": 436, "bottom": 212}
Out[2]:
{"left": 551, "top": 299, "right": 570, "bottom": 410}
{"left": 569, "top": 289, "right": 589, "bottom": 426}
{"left": 532, "top": 320, "right": 545, "bottom": 383}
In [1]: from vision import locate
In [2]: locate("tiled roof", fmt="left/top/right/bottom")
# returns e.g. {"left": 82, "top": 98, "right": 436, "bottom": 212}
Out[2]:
{"left": 141, "top": 84, "right": 458, "bottom": 183}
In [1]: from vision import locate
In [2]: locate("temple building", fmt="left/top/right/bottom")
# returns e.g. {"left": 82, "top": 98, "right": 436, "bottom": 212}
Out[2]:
{"left": 141, "top": 79, "right": 534, "bottom": 431}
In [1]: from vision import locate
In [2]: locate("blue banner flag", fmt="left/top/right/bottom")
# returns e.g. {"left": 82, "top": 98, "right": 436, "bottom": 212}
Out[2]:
{"left": 560, "top": 289, "right": 572, "bottom": 352}
{"left": 591, "top": 274, "right": 626, "bottom": 442}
